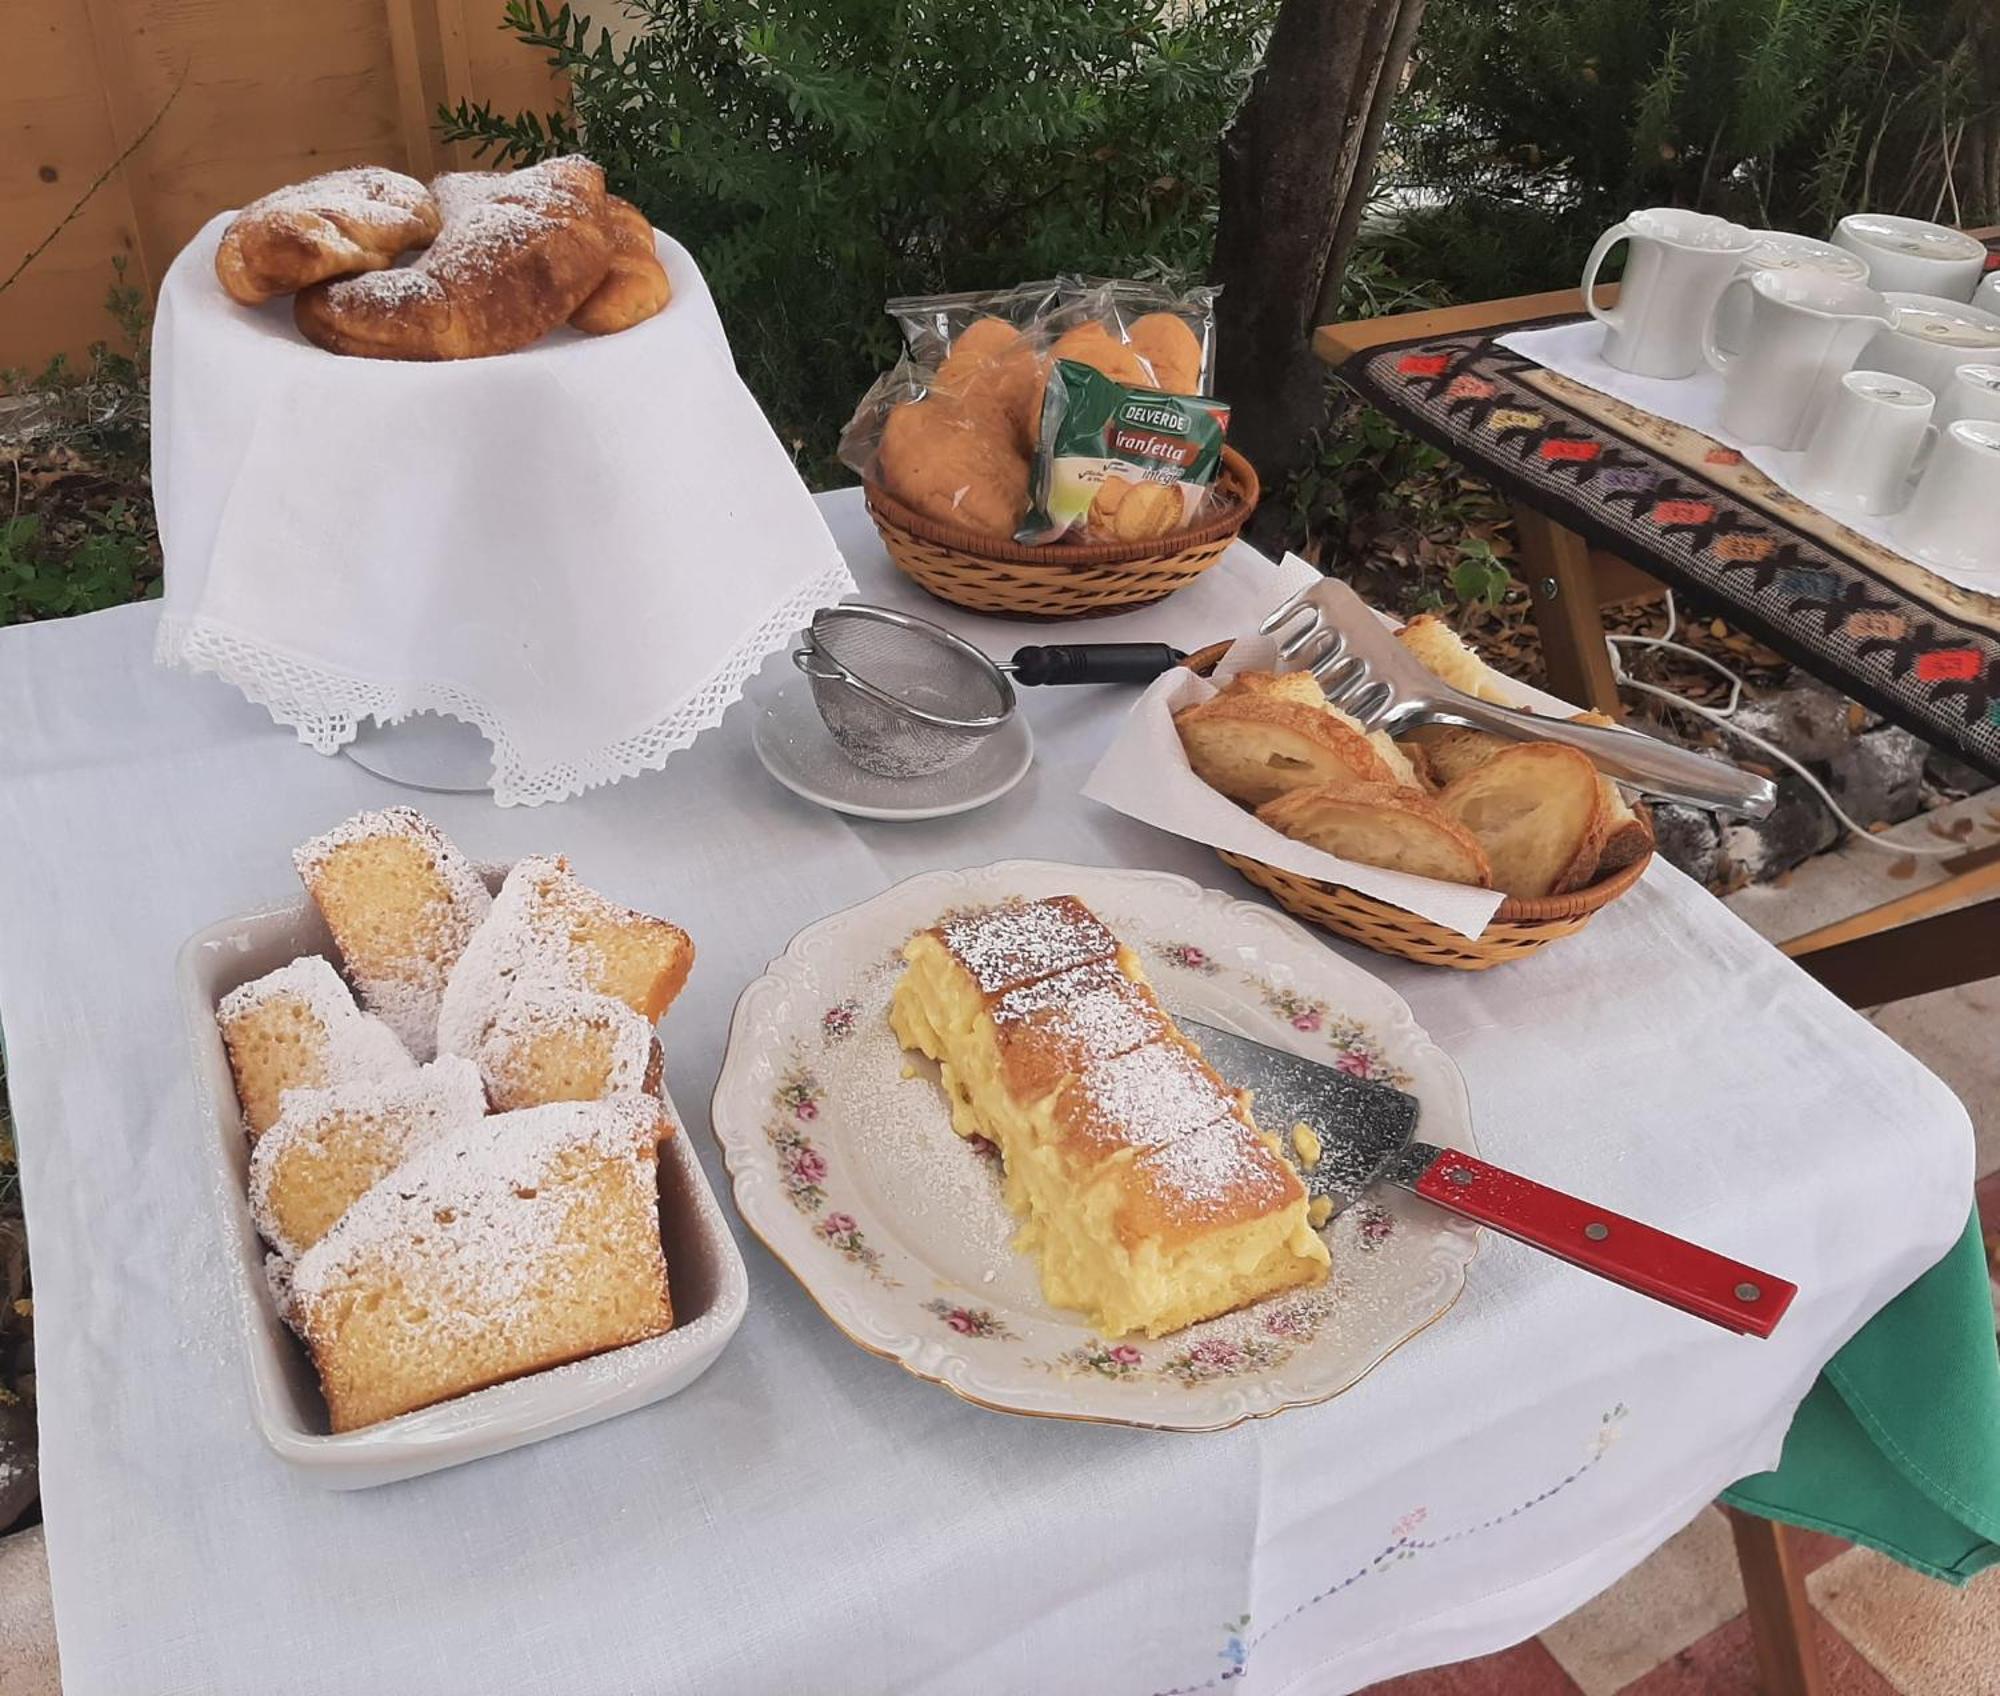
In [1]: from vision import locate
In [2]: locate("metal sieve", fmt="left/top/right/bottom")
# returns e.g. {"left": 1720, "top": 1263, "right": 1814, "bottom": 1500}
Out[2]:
{"left": 793, "top": 604, "right": 1189, "bottom": 780}
{"left": 794, "top": 605, "right": 1016, "bottom": 778}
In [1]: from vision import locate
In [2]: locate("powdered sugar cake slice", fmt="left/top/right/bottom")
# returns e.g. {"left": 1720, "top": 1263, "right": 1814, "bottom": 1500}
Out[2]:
{"left": 293, "top": 807, "right": 493, "bottom": 1061}
{"left": 291, "top": 1093, "right": 674, "bottom": 1432}
{"left": 249, "top": 1055, "right": 488, "bottom": 1260}
{"left": 217, "top": 955, "right": 413, "bottom": 1137}
{"left": 477, "top": 986, "right": 657, "bottom": 1111}
{"left": 436, "top": 854, "right": 692, "bottom": 1061}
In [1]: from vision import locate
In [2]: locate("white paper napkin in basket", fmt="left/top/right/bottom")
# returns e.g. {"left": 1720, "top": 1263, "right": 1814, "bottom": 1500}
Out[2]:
{"left": 1083, "top": 566, "right": 1510, "bottom": 938}
{"left": 152, "top": 213, "right": 855, "bottom": 805}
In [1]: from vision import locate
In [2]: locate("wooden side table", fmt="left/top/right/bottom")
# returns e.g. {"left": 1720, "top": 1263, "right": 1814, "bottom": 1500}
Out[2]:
{"left": 1314, "top": 245, "right": 2000, "bottom": 1696}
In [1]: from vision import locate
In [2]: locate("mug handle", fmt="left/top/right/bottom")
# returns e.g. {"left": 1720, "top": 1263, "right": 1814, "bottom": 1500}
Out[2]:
{"left": 1702, "top": 277, "right": 1752, "bottom": 375}
{"left": 1581, "top": 222, "right": 1631, "bottom": 330}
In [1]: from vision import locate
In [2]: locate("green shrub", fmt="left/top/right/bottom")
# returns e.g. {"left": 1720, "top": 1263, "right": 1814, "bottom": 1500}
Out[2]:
{"left": 1387, "top": 0, "right": 1990, "bottom": 302}
{"left": 0, "top": 263, "right": 159, "bottom": 628}
{"left": 443, "top": 0, "right": 1277, "bottom": 481}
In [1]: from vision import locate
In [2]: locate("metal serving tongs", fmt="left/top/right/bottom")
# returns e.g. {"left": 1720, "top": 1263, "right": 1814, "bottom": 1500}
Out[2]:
{"left": 1260, "top": 581, "right": 1777, "bottom": 817}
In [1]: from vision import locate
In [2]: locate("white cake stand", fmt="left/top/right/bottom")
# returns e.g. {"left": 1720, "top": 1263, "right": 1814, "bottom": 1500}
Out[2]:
{"left": 341, "top": 713, "right": 493, "bottom": 794}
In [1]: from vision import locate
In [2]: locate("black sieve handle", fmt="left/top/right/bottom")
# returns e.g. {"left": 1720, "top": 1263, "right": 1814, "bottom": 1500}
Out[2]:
{"left": 1005, "top": 644, "right": 1187, "bottom": 687}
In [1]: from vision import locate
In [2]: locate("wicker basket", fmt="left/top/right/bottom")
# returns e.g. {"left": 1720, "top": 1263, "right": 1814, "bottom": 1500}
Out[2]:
{"left": 1217, "top": 848, "right": 1652, "bottom": 970}
{"left": 864, "top": 447, "right": 1260, "bottom": 619}
{"left": 1182, "top": 645, "right": 1653, "bottom": 969}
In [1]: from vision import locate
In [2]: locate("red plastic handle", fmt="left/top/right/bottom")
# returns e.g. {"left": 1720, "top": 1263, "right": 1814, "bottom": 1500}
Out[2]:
{"left": 1412, "top": 1149, "right": 1797, "bottom": 1338}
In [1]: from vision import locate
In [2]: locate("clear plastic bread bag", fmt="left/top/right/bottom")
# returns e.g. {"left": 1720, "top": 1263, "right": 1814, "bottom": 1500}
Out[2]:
{"left": 883, "top": 280, "right": 1063, "bottom": 366}
{"left": 838, "top": 355, "right": 1037, "bottom": 541}
{"left": 1040, "top": 276, "right": 1219, "bottom": 392}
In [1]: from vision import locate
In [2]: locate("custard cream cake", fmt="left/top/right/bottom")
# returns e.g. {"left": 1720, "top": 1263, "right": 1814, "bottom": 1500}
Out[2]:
{"left": 890, "top": 896, "right": 1328, "bottom": 1337}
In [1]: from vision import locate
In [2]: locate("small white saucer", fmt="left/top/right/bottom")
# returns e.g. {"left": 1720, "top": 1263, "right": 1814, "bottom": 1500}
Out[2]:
{"left": 752, "top": 676, "right": 1033, "bottom": 820}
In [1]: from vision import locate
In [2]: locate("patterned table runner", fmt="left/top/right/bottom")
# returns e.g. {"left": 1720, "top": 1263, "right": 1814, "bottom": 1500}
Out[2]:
{"left": 1334, "top": 297, "right": 2000, "bottom": 779}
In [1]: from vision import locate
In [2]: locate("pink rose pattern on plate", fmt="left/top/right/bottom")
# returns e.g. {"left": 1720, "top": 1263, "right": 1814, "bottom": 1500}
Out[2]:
{"left": 766, "top": 1058, "right": 897, "bottom": 1285}
{"left": 922, "top": 1297, "right": 1017, "bottom": 1340}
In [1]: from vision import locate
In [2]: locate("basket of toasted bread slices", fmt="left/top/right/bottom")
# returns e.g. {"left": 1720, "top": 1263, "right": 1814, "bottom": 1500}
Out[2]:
{"left": 1178, "top": 618, "right": 1655, "bottom": 970}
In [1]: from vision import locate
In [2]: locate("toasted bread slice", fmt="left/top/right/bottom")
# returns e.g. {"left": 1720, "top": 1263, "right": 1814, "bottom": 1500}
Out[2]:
{"left": 1401, "top": 725, "right": 1508, "bottom": 787}
{"left": 1436, "top": 744, "right": 1607, "bottom": 898}
{"left": 1177, "top": 672, "right": 1408, "bottom": 805}
{"left": 1568, "top": 712, "right": 1655, "bottom": 872}
{"left": 1227, "top": 671, "right": 1422, "bottom": 787}
{"left": 1396, "top": 615, "right": 1518, "bottom": 704}
{"left": 1258, "top": 781, "right": 1493, "bottom": 887}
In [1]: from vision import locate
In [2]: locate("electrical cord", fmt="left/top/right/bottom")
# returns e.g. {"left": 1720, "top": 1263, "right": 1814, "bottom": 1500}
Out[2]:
{"left": 1604, "top": 592, "right": 1960, "bottom": 858}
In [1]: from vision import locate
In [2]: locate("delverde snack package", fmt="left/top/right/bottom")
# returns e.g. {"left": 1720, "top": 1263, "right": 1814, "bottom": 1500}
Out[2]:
{"left": 1021, "top": 358, "right": 1231, "bottom": 545}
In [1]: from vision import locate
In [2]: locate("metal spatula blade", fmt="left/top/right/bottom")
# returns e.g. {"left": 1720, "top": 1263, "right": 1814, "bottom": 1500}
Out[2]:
{"left": 1177, "top": 1014, "right": 1797, "bottom": 1338}
{"left": 1257, "top": 580, "right": 1777, "bottom": 817}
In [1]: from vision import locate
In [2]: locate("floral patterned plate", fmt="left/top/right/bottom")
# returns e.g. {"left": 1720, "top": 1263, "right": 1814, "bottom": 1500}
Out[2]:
{"left": 709, "top": 860, "right": 1478, "bottom": 1431}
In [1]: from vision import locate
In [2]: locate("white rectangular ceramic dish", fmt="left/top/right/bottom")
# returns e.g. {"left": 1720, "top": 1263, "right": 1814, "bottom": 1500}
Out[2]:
{"left": 177, "top": 881, "right": 749, "bottom": 1490}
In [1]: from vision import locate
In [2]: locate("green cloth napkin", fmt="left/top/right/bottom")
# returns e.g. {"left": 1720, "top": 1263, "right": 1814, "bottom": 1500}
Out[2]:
{"left": 1724, "top": 1211, "right": 2000, "bottom": 1583}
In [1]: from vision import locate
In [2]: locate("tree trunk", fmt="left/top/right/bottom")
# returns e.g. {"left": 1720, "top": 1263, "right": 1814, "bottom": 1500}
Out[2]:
{"left": 1212, "top": 0, "right": 1427, "bottom": 528}
{"left": 1967, "top": 0, "right": 2000, "bottom": 225}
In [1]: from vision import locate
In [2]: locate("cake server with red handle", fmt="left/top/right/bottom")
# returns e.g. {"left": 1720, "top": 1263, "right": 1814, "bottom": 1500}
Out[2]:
{"left": 1177, "top": 1015, "right": 1797, "bottom": 1338}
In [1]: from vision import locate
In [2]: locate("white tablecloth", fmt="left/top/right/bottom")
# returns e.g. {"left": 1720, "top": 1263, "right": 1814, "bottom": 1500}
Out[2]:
{"left": 0, "top": 493, "right": 1973, "bottom": 1696}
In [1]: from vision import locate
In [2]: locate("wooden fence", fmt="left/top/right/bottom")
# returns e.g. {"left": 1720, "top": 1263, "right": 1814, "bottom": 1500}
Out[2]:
{"left": 1, "top": 0, "right": 565, "bottom": 371}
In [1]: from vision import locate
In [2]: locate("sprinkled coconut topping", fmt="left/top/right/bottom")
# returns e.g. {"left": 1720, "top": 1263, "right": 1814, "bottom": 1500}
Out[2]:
{"left": 327, "top": 157, "right": 600, "bottom": 305}
{"left": 937, "top": 896, "right": 1119, "bottom": 994}
{"left": 237, "top": 166, "right": 434, "bottom": 229}
{"left": 1138, "top": 1119, "right": 1294, "bottom": 1218}
{"left": 291, "top": 1094, "right": 665, "bottom": 1339}
{"left": 216, "top": 955, "right": 414, "bottom": 1081}
{"left": 292, "top": 808, "right": 493, "bottom": 1061}
{"left": 1066, "top": 1039, "right": 1238, "bottom": 1152}
{"left": 991, "top": 961, "right": 1162, "bottom": 1061}
{"left": 248, "top": 1056, "right": 489, "bottom": 1257}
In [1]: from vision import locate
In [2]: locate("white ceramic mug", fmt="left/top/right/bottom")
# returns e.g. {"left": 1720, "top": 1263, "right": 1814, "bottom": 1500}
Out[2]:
{"left": 1582, "top": 208, "right": 1756, "bottom": 378}
{"left": 1797, "top": 371, "right": 1935, "bottom": 516}
{"left": 1898, "top": 419, "right": 2000, "bottom": 578}
{"left": 1935, "top": 363, "right": 2000, "bottom": 432}
{"left": 1861, "top": 293, "right": 2000, "bottom": 398}
{"left": 1714, "top": 231, "right": 1871, "bottom": 354}
{"left": 1975, "top": 271, "right": 2000, "bottom": 317}
{"left": 1833, "top": 213, "right": 1987, "bottom": 301}
{"left": 1702, "top": 270, "right": 1894, "bottom": 448}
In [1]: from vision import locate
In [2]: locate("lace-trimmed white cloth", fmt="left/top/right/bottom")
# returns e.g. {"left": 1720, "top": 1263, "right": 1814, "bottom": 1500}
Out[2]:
{"left": 151, "top": 212, "right": 854, "bottom": 805}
